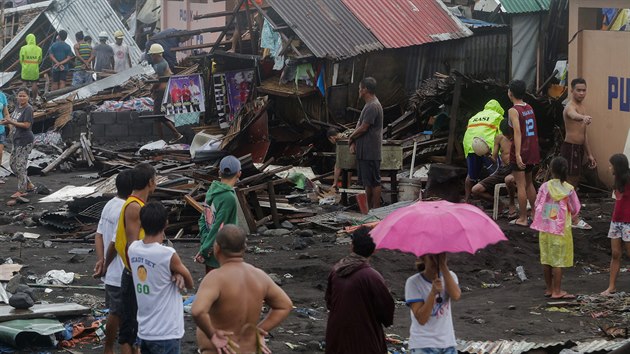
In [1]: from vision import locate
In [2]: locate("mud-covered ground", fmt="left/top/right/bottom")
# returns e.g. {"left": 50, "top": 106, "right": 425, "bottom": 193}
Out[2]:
{"left": 0, "top": 168, "right": 626, "bottom": 353}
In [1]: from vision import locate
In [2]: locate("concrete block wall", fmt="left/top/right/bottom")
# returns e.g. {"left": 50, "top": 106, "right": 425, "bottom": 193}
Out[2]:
{"left": 62, "top": 111, "right": 196, "bottom": 144}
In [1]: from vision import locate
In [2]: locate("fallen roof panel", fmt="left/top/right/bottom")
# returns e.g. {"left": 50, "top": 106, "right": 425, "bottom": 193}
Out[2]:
{"left": 267, "top": 0, "right": 383, "bottom": 60}
{"left": 54, "top": 63, "right": 155, "bottom": 102}
{"left": 342, "top": 0, "right": 472, "bottom": 49}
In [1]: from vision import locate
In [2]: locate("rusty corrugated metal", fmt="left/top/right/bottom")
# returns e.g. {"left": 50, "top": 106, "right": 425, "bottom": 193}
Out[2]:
{"left": 573, "top": 339, "right": 630, "bottom": 353}
{"left": 457, "top": 340, "right": 571, "bottom": 354}
{"left": 267, "top": 0, "right": 383, "bottom": 60}
{"left": 342, "top": 0, "right": 472, "bottom": 49}
{"left": 405, "top": 28, "right": 510, "bottom": 92}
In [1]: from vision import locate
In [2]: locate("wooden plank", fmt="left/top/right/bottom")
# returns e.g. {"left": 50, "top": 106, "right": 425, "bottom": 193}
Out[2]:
{"left": 0, "top": 264, "right": 22, "bottom": 282}
{"left": 184, "top": 195, "right": 204, "bottom": 213}
{"left": 446, "top": 76, "right": 463, "bottom": 164}
{"left": 267, "top": 181, "right": 280, "bottom": 227}
{"left": 0, "top": 303, "right": 90, "bottom": 321}
{"left": 236, "top": 190, "right": 257, "bottom": 232}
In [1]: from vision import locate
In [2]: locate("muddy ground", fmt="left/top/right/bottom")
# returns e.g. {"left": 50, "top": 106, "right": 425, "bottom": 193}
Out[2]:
{"left": 0, "top": 168, "right": 627, "bottom": 353}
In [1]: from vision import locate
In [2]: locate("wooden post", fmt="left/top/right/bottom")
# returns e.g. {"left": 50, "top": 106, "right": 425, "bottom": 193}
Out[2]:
{"left": 236, "top": 189, "right": 257, "bottom": 232}
{"left": 446, "top": 76, "right": 463, "bottom": 164}
{"left": 41, "top": 142, "right": 82, "bottom": 175}
{"left": 267, "top": 181, "right": 280, "bottom": 228}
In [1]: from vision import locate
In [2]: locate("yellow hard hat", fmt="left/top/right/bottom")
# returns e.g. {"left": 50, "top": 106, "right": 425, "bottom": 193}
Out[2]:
{"left": 148, "top": 43, "right": 164, "bottom": 54}
{"left": 114, "top": 30, "right": 124, "bottom": 38}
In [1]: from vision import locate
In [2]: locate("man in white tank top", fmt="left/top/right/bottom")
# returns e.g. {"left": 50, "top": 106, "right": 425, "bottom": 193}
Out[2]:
{"left": 128, "top": 202, "right": 193, "bottom": 354}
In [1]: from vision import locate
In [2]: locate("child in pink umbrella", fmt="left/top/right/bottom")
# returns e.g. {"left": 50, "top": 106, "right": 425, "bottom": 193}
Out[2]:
{"left": 531, "top": 156, "right": 581, "bottom": 299}
{"left": 405, "top": 254, "right": 461, "bottom": 354}
{"left": 602, "top": 154, "right": 630, "bottom": 296}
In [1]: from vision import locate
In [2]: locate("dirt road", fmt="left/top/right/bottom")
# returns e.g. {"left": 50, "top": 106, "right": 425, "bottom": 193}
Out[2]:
{"left": 0, "top": 169, "right": 623, "bottom": 353}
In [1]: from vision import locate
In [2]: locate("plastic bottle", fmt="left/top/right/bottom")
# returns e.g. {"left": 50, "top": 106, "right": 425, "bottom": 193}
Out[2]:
{"left": 516, "top": 266, "right": 527, "bottom": 281}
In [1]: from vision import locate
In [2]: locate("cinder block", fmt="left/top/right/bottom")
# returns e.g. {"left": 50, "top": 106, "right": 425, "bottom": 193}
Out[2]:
{"left": 90, "top": 112, "right": 117, "bottom": 125}
{"left": 116, "top": 111, "right": 134, "bottom": 124}
{"left": 105, "top": 124, "right": 129, "bottom": 137}
{"left": 90, "top": 124, "right": 106, "bottom": 138}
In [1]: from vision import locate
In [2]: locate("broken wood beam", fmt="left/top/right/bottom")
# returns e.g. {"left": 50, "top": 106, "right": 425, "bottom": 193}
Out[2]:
{"left": 446, "top": 76, "right": 463, "bottom": 164}
{"left": 149, "top": 26, "right": 228, "bottom": 41}
{"left": 267, "top": 181, "right": 280, "bottom": 228}
{"left": 236, "top": 189, "right": 257, "bottom": 232}
{"left": 238, "top": 165, "right": 293, "bottom": 186}
{"left": 184, "top": 194, "right": 204, "bottom": 213}
{"left": 41, "top": 141, "right": 81, "bottom": 175}
{"left": 238, "top": 178, "right": 288, "bottom": 194}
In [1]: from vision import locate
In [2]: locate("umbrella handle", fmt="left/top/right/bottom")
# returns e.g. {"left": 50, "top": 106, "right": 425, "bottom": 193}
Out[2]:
{"left": 436, "top": 267, "right": 443, "bottom": 303}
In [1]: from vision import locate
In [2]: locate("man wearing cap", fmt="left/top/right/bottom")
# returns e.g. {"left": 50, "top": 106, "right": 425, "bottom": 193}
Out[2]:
{"left": 19, "top": 33, "right": 42, "bottom": 100}
{"left": 149, "top": 43, "right": 183, "bottom": 144}
{"left": 195, "top": 155, "right": 241, "bottom": 273}
{"left": 111, "top": 30, "right": 131, "bottom": 73}
{"left": 462, "top": 99, "right": 505, "bottom": 203}
{"left": 93, "top": 32, "right": 115, "bottom": 75}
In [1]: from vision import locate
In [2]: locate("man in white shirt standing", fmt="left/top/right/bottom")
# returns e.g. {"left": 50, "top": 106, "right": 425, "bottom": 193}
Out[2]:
{"left": 93, "top": 169, "right": 134, "bottom": 354}
{"left": 111, "top": 30, "right": 131, "bottom": 73}
{"left": 128, "top": 202, "right": 193, "bottom": 354}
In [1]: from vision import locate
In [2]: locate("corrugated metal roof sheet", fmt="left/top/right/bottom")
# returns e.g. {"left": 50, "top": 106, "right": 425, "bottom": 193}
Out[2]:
{"left": 266, "top": 0, "right": 382, "bottom": 60}
{"left": 457, "top": 339, "right": 570, "bottom": 354}
{"left": 55, "top": 63, "right": 155, "bottom": 102}
{"left": 499, "top": 0, "right": 550, "bottom": 13}
{"left": 573, "top": 339, "right": 630, "bottom": 353}
{"left": 45, "top": 0, "right": 142, "bottom": 64}
{"left": 341, "top": 0, "right": 472, "bottom": 49}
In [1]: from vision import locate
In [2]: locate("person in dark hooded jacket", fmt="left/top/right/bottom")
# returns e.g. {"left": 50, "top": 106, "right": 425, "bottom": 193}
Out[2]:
{"left": 325, "top": 227, "right": 395, "bottom": 353}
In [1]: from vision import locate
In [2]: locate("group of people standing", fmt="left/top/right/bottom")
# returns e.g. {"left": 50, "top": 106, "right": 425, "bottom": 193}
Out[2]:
{"left": 20, "top": 29, "right": 132, "bottom": 96}
{"left": 93, "top": 156, "right": 293, "bottom": 354}
{"left": 464, "top": 78, "right": 630, "bottom": 300}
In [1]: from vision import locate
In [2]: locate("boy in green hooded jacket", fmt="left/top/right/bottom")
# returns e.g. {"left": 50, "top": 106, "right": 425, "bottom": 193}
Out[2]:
{"left": 195, "top": 155, "right": 241, "bottom": 273}
{"left": 19, "top": 34, "right": 42, "bottom": 100}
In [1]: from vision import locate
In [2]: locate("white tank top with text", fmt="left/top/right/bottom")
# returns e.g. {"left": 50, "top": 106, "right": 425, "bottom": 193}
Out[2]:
{"left": 128, "top": 240, "right": 184, "bottom": 340}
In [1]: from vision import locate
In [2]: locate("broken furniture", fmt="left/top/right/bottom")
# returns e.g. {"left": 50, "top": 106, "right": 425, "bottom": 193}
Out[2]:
{"left": 335, "top": 140, "right": 403, "bottom": 206}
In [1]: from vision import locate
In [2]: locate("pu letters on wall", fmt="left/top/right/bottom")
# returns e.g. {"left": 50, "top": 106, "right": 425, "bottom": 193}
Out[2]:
{"left": 609, "top": 76, "right": 630, "bottom": 112}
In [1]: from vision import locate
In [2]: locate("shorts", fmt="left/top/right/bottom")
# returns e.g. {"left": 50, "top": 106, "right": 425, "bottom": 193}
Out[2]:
{"left": 479, "top": 165, "right": 512, "bottom": 191}
{"left": 560, "top": 142, "right": 584, "bottom": 177}
{"left": 466, "top": 153, "right": 494, "bottom": 181}
{"left": 140, "top": 339, "right": 181, "bottom": 354}
{"left": 52, "top": 70, "right": 68, "bottom": 82}
{"left": 357, "top": 159, "right": 381, "bottom": 187}
{"left": 410, "top": 347, "right": 457, "bottom": 354}
{"left": 72, "top": 70, "right": 93, "bottom": 86}
{"left": 153, "top": 89, "right": 165, "bottom": 115}
{"left": 510, "top": 163, "right": 535, "bottom": 173}
{"left": 608, "top": 222, "right": 630, "bottom": 242}
{"left": 105, "top": 285, "right": 123, "bottom": 316}
{"left": 0, "top": 132, "right": 5, "bottom": 145}
{"left": 118, "top": 269, "right": 138, "bottom": 345}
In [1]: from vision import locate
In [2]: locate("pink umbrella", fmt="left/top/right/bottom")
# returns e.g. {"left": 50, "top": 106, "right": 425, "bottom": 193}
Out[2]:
{"left": 370, "top": 200, "right": 507, "bottom": 256}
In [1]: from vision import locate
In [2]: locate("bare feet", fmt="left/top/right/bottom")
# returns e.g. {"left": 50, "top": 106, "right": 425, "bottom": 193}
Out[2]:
{"left": 550, "top": 291, "right": 576, "bottom": 299}
{"left": 600, "top": 289, "right": 617, "bottom": 296}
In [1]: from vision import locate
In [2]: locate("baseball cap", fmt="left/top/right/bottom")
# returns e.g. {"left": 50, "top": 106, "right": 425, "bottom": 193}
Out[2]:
{"left": 219, "top": 155, "right": 241, "bottom": 177}
{"left": 114, "top": 30, "right": 124, "bottom": 38}
{"left": 99, "top": 31, "right": 108, "bottom": 38}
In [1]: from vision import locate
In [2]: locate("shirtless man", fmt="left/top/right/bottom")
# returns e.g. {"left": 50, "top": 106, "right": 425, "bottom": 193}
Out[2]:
{"left": 192, "top": 225, "right": 292, "bottom": 354}
{"left": 562, "top": 78, "right": 596, "bottom": 230}
{"left": 471, "top": 120, "right": 516, "bottom": 216}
